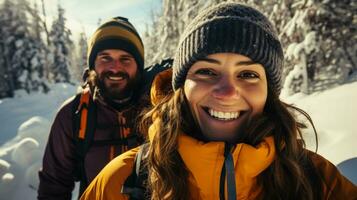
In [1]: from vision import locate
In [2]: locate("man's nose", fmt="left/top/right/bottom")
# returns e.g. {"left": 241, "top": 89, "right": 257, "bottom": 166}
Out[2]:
{"left": 107, "top": 59, "right": 124, "bottom": 73}
{"left": 212, "top": 78, "right": 240, "bottom": 100}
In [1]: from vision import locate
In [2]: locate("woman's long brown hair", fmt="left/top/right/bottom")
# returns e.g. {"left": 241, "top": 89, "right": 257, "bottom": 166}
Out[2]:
{"left": 140, "top": 89, "right": 189, "bottom": 200}
{"left": 140, "top": 86, "right": 323, "bottom": 200}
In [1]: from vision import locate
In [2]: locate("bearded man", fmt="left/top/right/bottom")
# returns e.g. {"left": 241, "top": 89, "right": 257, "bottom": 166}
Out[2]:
{"left": 38, "top": 16, "right": 150, "bottom": 200}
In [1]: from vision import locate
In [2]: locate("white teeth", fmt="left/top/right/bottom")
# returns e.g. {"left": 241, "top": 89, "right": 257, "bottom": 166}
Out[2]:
{"left": 230, "top": 112, "right": 235, "bottom": 119}
{"left": 218, "top": 112, "right": 225, "bottom": 118}
{"left": 108, "top": 76, "right": 124, "bottom": 81}
{"left": 208, "top": 109, "right": 240, "bottom": 120}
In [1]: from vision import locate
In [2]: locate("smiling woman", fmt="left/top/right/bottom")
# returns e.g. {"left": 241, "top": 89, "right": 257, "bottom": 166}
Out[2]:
{"left": 79, "top": 2, "right": 357, "bottom": 200}
{"left": 184, "top": 53, "right": 268, "bottom": 142}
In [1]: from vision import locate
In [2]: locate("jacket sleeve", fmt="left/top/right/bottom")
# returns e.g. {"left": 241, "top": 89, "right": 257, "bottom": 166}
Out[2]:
{"left": 80, "top": 147, "right": 139, "bottom": 200}
{"left": 311, "top": 152, "right": 357, "bottom": 199}
{"left": 38, "top": 98, "right": 77, "bottom": 200}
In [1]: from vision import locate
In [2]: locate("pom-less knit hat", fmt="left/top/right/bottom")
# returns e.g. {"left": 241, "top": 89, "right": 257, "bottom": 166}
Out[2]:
{"left": 172, "top": 2, "right": 284, "bottom": 94}
{"left": 87, "top": 16, "right": 144, "bottom": 72}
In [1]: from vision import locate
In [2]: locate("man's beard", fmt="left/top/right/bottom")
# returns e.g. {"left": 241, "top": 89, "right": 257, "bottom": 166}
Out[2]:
{"left": 93, "top": 70, "right": 140, "bottom": 102}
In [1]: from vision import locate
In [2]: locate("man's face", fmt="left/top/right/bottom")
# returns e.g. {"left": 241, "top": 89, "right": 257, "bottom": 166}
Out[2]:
{"left": 94, "top": 49, "right": 139, "bottom": 100}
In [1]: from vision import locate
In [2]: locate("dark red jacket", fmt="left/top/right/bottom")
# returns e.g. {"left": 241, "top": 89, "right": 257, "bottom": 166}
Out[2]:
{"left": 37, "top": 94, "right": 147, "bottom": 200}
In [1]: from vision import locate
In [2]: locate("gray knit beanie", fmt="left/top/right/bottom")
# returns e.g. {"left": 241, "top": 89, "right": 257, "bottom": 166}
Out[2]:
{"left": 172, "top": 2, "right": 284, "bottom": 94}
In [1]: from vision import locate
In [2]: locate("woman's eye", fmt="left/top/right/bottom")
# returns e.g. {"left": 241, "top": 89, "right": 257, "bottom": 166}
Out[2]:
{"left": 195, "top": 69, "right": 216, "bottom": 76}
{"left": 238, "top": 71, "right": 259, "bottom": 79}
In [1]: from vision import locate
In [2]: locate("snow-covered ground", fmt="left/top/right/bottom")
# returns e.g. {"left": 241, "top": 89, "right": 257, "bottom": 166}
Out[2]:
{"left": 0, "top": 83, "right": 79, "bottom": 200}
{"left": 0, "top": 82, "right": 356, "bottom": 200}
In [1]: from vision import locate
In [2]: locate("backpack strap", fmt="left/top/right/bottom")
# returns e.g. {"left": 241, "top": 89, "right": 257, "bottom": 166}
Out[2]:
{"left": 72, "top": 88, "right": 97, "bottom": 197}
{"left": 122, "top": 143, "right": 150, "bottom": 200}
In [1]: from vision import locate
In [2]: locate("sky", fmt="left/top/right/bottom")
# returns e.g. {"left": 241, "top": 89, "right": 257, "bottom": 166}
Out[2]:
{"left": 29, "top": 0, "right": 162, "bottom": 40}
{"left": 0, "top": 82, "right": 356, "bottom": 199}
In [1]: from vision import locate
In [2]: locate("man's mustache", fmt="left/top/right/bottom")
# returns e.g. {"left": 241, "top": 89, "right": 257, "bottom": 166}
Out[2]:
{"left": 102, "top": 71, "right": 129, "bottom": 79}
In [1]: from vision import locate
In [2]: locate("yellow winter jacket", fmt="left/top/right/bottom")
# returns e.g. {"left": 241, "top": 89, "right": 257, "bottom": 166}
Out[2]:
{"left": 80, "top": 69, "right": 357, "bottom": 200}
{"left": 80, "top": 127, "right": 357, "bottom": 200}
{"left": 80, "top": 126, "right": 275, "bottom": 200}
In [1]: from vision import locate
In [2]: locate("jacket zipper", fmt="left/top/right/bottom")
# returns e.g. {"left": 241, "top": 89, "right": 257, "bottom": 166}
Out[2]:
{"left": 219, "top": 143, "right": 237, "bottom": 200}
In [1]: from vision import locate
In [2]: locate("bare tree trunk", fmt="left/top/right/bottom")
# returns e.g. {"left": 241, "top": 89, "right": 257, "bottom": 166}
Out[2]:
{"left": 41, "top": 0, "right": 51, "bottom": 80}
{"left": 4, "top": 53, "right": 15, "bottom": 97}
{"left": 41, "top": 0, "right": 50, "bottom": 46}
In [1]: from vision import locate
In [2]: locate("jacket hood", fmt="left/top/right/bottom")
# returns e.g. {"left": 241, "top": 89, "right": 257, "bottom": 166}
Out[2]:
{"left": 150, "top": 68, "right": 173, "bottom": 106}
{"left": 148, "top": 68, "right": 175, "bottom": 143}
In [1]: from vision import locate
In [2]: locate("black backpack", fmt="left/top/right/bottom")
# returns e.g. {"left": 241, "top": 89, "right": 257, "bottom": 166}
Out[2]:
{"left": 122, "top": 143, "right": 150, "bottom": 200}
{"left": 141, "top": 58, "right": 173, "bottom": 94}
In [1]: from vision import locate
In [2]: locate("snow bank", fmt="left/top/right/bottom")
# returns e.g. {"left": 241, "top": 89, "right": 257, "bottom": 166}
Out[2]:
{"left": 283, "top": 82, "right": 357, "bottom": 165}
{"left": 0, "top": 83, "right": 78, "bottom": 200}
{"left": 283, "top": 82, "right": 357, "bottom": 184}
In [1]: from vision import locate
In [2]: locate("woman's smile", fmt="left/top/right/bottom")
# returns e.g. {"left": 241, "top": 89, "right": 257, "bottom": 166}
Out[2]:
{"left": 203, "top": 106, "right": 242, "bottom": 121}
{"left": 184, "top": 53, "right": 267, "bottom": 142}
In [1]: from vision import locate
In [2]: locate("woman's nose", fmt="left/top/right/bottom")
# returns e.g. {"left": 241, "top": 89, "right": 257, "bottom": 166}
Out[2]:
{"left": 212, "top": 78, "right": 240, "bottom": 100}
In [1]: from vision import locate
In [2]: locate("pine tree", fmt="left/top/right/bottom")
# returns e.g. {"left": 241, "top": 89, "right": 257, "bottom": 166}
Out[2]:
{"left": 73, "top": 30, "right": 88, "bottom": 82}
{"left": 159, "top": 0, "right": 181, "bottom": 59}
{"left": 25, "top": 1, "right": 49, "bottom": 93}
{"left": 0, "top": 1, "right": 12, "bottom": 98}
{"left": 143, "top": 0, "right": 215, "bottom": 65}
{"left": 0, "top": 0, "right": 49, "bottom": 96}
{"left": 0, "top": 40, "right": 8, "bottom": 98}
{"left": 142, "top": 10, "right": 161, "bottom": 66}
{"left": 309, "top": 0, "right": 356, "bottom": 89}
{"left": 0, "top": 0, "right": 19, "bottom": 97}
{"left": 274, "top": 0, "right": 357, "bottom": 95}
{"left": 49, "top": 4, "right": 73, "bottom": 83}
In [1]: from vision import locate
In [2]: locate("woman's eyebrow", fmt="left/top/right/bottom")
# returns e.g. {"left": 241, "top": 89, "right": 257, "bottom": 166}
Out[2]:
{"left": 196, "top": 57, "right": 221, "bottom": 64}
{"left": 196, "top": 58, "right": 256, "bottom": 66}
{"left": 235, "top": 60, "right": 256, "bottom": 66}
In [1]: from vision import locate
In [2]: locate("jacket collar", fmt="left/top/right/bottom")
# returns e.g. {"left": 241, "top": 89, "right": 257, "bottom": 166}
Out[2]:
{"left": 178, "top": 133, "right": 275, "bottom": 178}
{"left": 148, "top": 119, "right": 275, "bottom": 198}
{"left": 178, "top": 133, "right": 275, "bottom": 199}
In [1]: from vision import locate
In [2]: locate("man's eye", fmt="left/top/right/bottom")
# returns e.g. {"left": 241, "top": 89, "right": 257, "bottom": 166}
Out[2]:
{"left": 195, "top": 69, "right": 216, "bottom": 76}
{"left": 100, "top": 56, "right": 111, "bottom": 62}
{"left": 120, "top": 57, "right": 132, "bottom": 64}
{"left": 238, "top": 71, "right": 259, "bottom": 79}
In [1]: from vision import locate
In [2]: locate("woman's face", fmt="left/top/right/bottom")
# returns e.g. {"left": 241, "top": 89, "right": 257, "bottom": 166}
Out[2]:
{"left": 184, "top": 53, "right": 268, "bottom": 142}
